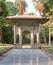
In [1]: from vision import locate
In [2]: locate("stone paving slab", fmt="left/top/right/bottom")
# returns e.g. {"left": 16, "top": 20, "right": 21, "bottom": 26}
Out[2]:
{"left": 0, "top": 49, "right": 53, "bottom": 65}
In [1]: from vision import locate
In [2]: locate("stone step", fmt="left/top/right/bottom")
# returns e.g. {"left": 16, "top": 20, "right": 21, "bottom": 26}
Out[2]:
{"left": 22, "top": 45, "right": 31, "bottom": 48}
{"left": 13, "top": 44, "right": 41, "bottom": 49}
{"left": 13, "top": 44, "right": 22, "bottom": 49}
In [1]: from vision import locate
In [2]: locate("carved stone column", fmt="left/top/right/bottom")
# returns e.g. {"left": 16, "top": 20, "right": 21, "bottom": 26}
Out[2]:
{"left": 31, "top": 27, "right": 34, "bottom": 48}
{"left": 14, "top": 25, "right": 16, "bottom": 44}
{"left": 19, "top": 27, "right": 22, "bottom": 45}
{"left": 35, "top": 24, "right": 40, "bottom": 44}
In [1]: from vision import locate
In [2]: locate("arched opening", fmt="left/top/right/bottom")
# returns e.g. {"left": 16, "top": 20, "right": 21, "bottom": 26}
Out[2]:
{"left": 16, "top": 34, "right": 19, "bottom": 44}
{"left": 22, "top": 30, "right": 30, "bottom": 44}
{"left": 34, "top": 34, "right": 36, "bottom": 44}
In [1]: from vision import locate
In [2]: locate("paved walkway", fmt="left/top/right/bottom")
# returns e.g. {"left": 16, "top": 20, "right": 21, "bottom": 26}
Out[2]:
{"left": 0, "top": 49, "right": 53, "bottom": 65}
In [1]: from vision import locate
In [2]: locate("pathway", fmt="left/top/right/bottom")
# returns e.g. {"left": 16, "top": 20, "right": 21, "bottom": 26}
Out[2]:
{"left": 0, "top": 49, "right": 53, "bottom": 65}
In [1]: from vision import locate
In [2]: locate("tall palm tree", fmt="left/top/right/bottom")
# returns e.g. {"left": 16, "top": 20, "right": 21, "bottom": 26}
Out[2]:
{"left": 16, "top": 0, "right": 27, "bottom": 14}
{"left": 33, "top": 0, "right": 44, "bottom": 16}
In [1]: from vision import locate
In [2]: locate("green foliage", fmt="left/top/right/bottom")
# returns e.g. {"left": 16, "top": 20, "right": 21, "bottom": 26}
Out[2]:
{"left": 0, "top": 17, "right": 4, "bottom": 24}
{"left": 16, "top": 34, "right": 19, "bottom": 43}
{"left": 2, "top": 23, "right": 13, "bottom": 44}
{"left": 43, "top": 0, "right": 53, "bottom": 16}
{"left": 0, "top": 46, "right": 13, "bottom": 53}
{"left": 0, "top": 0, "right": 8, "bottom": 26}
{"left": 0, "top": 1, "right": 18, "bottom": 44}
{"left": 43, "top": 2, "right": 50, "bottom": 13}
{"left": 0, "top": 1, "right": 19, "bottom": 16}
{"left": 40, "top": 25, "right": 49, "bottom": 43}
{"left": 43, "top": 0, "right": 53, "bottom": 43}
{"left": 0, "top": 0, "right": 8, "bottom": 24}
{"left": 0, "top": 16, "right": 5, "bottom": 23}
{"left": 22, "top": 30, "right": 30, "bottom": 44}
{"left": 0, "top": 0, "right": 5, "bottom": 2}
{"left": 0, "top": 0, "right": 8, "bottom": 42}
{"left": 40, "top": 32, "right": 44, "bottom": 43}
{"left": 0, "top": 1, "right": 8, "bottom": 16}
{"left": 0, "top": 16, "right": 5, "bottom": 31}
{"left": 6, "top": 2, "right": 19, "bottom": 16}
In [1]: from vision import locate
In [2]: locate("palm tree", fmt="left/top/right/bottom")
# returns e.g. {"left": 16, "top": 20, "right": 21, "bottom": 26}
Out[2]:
{"left": 33, "top": 0, "right": 44, "bottom": 16}
{"left": 16, "top": 0, "right": 27, "bottom": 14}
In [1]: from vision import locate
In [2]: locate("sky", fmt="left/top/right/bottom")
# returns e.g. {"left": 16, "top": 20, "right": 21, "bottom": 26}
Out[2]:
{"left": 6, "top": 0, "right": 40, "bottom": 16}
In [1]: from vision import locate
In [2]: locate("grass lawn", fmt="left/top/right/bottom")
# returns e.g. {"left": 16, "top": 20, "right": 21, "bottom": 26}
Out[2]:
{"left": 43, "top": 45, "right": 53, "bottom": 54}
{"left": 0, "top": 44, "right": 13, "bottom": 54}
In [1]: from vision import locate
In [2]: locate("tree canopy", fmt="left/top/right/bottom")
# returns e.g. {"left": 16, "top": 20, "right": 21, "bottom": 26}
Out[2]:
{"left": 0, "top": 0, "right": 16, "bottom": 43}
{"left": 0, "top": 0, "right": 8, "bottom": 16}
{"left": 6, "top": 2, "right": 19, "bottom": 16}
{"left": 43, "top": 0, "right": 53, "bottom": 17}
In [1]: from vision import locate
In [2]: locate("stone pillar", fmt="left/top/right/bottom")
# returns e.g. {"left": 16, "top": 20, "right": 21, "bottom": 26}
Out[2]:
{"left": 18, "top": 27, "right": 22, "bottom": 45}
{"left": 14, "top": 25, "right": 16, "bottom": 44}
{"left": 49, "top": 28, "right": 51, "bottom": 46}
{"left": 36, "top": 32, "right": 40, "bottom": 44}
{"left": 31, "top": 27, "right": 34, "bottom": 46}
{"left": 36, "top": 24, "right": 40, "bottom": 44}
